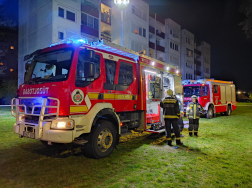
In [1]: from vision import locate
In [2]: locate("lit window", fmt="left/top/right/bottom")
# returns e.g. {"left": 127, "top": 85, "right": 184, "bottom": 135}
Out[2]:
{"left": 0, "top": 62, "right": 3, "bottom": 65}
{"left": 10, "top": 69, "right": 14, "bottom": 72}
{"left": 135, "top": 30, "right": 138, "bottom": 34}
{"left": 10, "top": 46, "right": 14, "bottom": 49}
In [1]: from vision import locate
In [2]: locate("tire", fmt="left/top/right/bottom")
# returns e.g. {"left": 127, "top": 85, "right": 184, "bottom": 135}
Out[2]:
{"left": 83, "top": 120, "right": 117, "bottom": 159}
{"left": 225, "top": 106, "right": 232, "bottom": 116}
{"left": 206, "top": 106, "right": 214, "bottom": 119}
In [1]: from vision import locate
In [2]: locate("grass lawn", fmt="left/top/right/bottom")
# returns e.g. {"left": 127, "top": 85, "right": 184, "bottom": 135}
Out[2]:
{"left": 0, "top": 106, "right": 252, "bottom": 188}
{"left": 236, "top": 102, "right": 252, "bottom": 106}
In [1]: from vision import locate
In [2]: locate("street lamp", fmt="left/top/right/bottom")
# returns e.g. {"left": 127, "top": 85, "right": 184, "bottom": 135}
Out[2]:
{"left": 114, "top": 0, "right": 130, "bottom": 46}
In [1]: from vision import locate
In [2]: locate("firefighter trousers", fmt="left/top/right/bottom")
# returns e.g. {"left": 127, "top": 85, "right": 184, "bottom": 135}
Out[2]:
{"left": 188, "top": 119, "right": 199, "bottom": 133}
{"left": 165, "top": 119, "right": 181, "bottom": 141}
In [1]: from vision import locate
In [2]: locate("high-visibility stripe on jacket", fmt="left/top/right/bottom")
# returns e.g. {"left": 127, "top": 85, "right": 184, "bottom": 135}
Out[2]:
{"left": 186, "top": 102, "right": 203, "bottom": 119}
{"left": 160, "top": 97, "right": 180, "bottom": 120}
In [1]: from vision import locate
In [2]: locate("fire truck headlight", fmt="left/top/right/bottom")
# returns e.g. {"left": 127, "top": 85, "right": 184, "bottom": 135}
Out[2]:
{"left": 51, "top": 120, "right": 74, "bottom": 129}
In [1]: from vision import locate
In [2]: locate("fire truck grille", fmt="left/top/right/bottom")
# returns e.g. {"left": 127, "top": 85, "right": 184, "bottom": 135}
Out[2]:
{"left": 20, "top": 99, "right": 48, "bottom": 114}
{"left": 24, "top": 115, "right": 39, "bottom": 124}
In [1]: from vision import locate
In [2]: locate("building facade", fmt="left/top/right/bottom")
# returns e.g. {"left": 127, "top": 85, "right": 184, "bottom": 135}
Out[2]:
{"left": 180, "top": 29, "right": 194, "bottom": 80}
{"left": 18, "top": 0, "right": 210, "bottom": 85}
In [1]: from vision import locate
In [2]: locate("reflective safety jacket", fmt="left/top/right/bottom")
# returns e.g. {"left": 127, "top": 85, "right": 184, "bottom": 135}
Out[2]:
{"left": 186, "top": 102, "right": 203, "bottom": 119}
{"left": 160, "top": 97, "right": 180, "bottom": 120}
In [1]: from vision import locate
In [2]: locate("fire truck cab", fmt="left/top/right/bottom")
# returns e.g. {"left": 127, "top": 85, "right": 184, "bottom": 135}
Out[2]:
{"left": 183, "top": 79, "right": 237, "bottom": 118}
{"left": 11, "top": 37, "right": 183, "bottom": 158}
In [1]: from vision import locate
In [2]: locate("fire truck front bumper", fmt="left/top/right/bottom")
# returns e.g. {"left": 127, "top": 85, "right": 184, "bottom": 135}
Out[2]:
{"left": 13, "top": 121, "right": 74, "bottom": 143}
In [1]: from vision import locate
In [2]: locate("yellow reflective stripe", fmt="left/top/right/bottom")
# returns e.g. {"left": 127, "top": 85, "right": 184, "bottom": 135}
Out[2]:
{"left": 194, "top": 131, "right": 198, "bottom": 132}
{"left": 104, "top": 93, "right": 115, "bottom": 99}
{"left": 188, "top": 131, "right": 193, "bottom": 133}
{"left": 70, "top": 105, "right": 88, "bottom": 113}
{"left": 167, "top": 138, "right": 172, "bottom": 140}
{"left": 194, "top": 104, "right": 196, "bottom": 119}
{"left": 88, "top": 93, "right": 99, "bottom": 99}
{"left": 164, "top": 115, "right": 178, "bottom": 118}
{"left": 103, "top": 94, "right": 138, "bottom": 100}
{"left": 176, "top": 137, "right": 181, "bottom": 140}
{"left": 163, "top": 99, "right": 176, "bottom": 103}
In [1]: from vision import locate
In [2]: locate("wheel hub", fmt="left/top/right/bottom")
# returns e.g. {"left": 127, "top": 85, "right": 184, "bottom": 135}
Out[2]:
{"left": 97, "top": 129, "right": 113, "bottom": 152}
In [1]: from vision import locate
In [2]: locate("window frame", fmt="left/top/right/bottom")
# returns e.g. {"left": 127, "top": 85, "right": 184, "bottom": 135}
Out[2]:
{"left": 118, "top": 61, "right": 134, "bottom": 86}
{"left": 75, "top": 51, "right": 101, "bottom": 88}
{"left": 66, "top": 10, "right": 76, "bottom": 22}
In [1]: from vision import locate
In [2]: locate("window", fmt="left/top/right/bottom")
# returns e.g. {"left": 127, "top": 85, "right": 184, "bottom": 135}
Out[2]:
{"left": 202, "top": 86, "right": 208, "bottom": 96}
{"left": 105, "top": 59, "right": 117, "bottom": 84}
{"left": 139, "top": 27, "right": 142, "bottom": 36}
{"left": 214, "top": 85, "right": 218, "bottom": 93}
{"left": 156, "top": 39, "right": 160, "bottom": 46}
{"left": 143, "top": 28, "right": 146, "bottom": 37}
{"left": 186, "top": 48, "right": 193, "bottom": 57}
{"left": 75, "top": 52, "right": 100, "bottom": 87}
{"left": 175, "top": 44, "right": 179, "bottom": 51}
{"left": 66, "top": 11, "right": 75, "bottom": 22}
{"left": 10, "top": 69, "right": 14, "bottom": 72}
{"left": 170, "top": 30, "right": 173, "bottom": 35}
{"left": 118, "top": 62, "right": 133, "bottom": 86}
{"left": 81, "top": 12, "right": 99, "bottom": 30}
{"left": 10, "top": 46, "right": 14, "bottom": 50}
{"left": 58, "top": 32, "right": 64, "bottom": 40}
{"left": 170, "top": 42, "right": 172, "bottom": 48}
{"left": 170, "top": 42, "right": 179, "bottom": 51}
{"left": 58, "top": 7, "right": 64, "bottom": 18}
{"left": 0, "top": 62, "right": 3, "bottom": 65}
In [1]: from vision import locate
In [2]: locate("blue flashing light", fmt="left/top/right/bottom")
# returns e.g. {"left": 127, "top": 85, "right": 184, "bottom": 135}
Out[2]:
{"left": 91, "top": 40, "right": 139, "bottom": 62}
{"left": 50, "top": 36, "right": 89, "bottom": 47}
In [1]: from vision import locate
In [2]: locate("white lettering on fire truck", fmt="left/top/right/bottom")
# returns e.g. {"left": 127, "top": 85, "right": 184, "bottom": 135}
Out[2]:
{"left": 23, "top": 87, "right": 49, "bottom": 95}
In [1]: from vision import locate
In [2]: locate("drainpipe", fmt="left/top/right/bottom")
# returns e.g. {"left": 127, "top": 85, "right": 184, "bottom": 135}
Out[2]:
{"left": 154, "top": 13, "right": 156, "bottom": 59}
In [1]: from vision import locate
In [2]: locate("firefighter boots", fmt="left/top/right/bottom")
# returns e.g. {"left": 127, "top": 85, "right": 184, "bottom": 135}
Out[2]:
{"left": 167, "top": 140, "right": 173, "bottom": 146}
{"left": 176, "top": 140, "right": 183, "bottom": 145}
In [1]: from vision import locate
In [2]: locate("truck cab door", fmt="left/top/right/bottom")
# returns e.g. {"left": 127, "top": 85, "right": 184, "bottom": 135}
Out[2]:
{"left": 114, "top": 60, "right": 138, "bottom": 112}
{"left": 103, "top": 59, "right": 117, "bottom": 107}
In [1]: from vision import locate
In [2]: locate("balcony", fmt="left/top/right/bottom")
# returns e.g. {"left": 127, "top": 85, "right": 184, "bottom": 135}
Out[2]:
{"left": 149, "top": 41, "right": 155, "bottom": 49}
{"left": 101, "top": 30, "right": 111, "bottom": 42}
{"left": 149, "top": 26, "right": 155, "bottom": 34}
{"left": 101, "top": 12, "right": 111, "bottom": 25}
{"left": 156, "top": 44, "right": 165, "bottom": 52}
{"left": 194, "top": 59, "right": 201, "bottom": 66}
{"left": 81, "top": 25, "right": 98, "bottom": 38}
{"left": 156, "top": 30, "right": 165, "bottom": 39}
{"left": 81, "top": 3, "right": 99, "bottom": 18}
{"left": 194, "top": 49, "right": 201, "bottom": 55}
{"left": 194, "top": 70, "right": 201, "bottom": 76}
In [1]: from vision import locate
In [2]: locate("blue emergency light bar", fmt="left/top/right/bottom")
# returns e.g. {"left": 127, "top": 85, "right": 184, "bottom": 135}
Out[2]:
{"left": 182, "top": 79, "right": 207, "bottom": 85}
{"left": 50, "top": 36, "right": 89, "bottom": 47}
{"left": 91, "top": 39, "right": 139, "bottom": 61}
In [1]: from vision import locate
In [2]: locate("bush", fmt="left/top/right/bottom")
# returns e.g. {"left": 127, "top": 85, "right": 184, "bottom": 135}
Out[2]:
{"left": 0, "top": 79, "right": 17, "bottom": 105}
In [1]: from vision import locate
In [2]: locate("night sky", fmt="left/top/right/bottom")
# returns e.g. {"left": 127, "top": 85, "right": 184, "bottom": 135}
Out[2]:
{"left": 1, "top": 0, "right": 252, "bottom": 92}
{"left": 144, "top": 0, "right": 252, "bottom": 92}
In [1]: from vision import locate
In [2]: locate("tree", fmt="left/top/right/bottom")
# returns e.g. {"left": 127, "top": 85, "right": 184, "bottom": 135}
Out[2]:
{"left": 0, "top": 79, "right": 17, "bottom": 105}
{"left": 239, "top": 0, "right": 252, "bottom": 40}
{"left": 249, "top": 93, "right": 252, "bottom": 102}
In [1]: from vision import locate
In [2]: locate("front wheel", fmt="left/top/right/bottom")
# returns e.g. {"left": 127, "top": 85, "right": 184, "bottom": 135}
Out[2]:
{"left": 83, "top": 120, "right": 117, "bottom": 159}
{"left": 206, "top": 106, "right": 214, "bottom": 119}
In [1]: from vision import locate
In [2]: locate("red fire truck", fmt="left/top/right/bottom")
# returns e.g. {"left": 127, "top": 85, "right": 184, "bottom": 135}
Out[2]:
{"left": 183, "top": 79, "right": 237, "bottom": 119}
{"left": 11, "top": 37, "right": 183, "bottom": 158}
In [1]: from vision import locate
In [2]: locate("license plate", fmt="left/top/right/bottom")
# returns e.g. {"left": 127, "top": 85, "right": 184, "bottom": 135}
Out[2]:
{"left": 23, "top": 131, "right": 35, "bottom": 139}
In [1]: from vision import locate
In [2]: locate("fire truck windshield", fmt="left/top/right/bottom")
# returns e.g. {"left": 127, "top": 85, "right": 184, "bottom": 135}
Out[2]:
{"left": 24, "top": 49, "right": 73, "bottom": 84}
{"left": 184, "top": 86, "right": 201, "bottom": 97}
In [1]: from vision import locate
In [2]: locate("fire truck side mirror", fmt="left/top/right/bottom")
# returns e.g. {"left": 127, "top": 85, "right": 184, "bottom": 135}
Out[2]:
{"left": 25, "top": 62, "right": 30, "bottom": 71}
{"left": 84, "top": 62, "right": 95, "bottom": 78}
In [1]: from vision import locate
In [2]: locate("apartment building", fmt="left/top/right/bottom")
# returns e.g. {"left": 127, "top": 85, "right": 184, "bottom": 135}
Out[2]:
{"left": 149, "top": 14, "right": 165, "bottom": 62}
{"left": 180, "top": 29, "right": 194, "bottom": 80}
{"left": 18, "top": 0, "right": 210, "bottom": 85}
{"left": 111, "top": 0, "right": 149, "bottom": 55}
{"left": 165, "top": 19, "right": 181, "bottom": 68}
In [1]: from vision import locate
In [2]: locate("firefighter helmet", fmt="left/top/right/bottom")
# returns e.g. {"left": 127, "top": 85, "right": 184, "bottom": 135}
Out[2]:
{"left": 191, "top": 95, "right": 198, "bottom": 100}
{"left": 166, "top": 89, "right": 173, "bottom": 96}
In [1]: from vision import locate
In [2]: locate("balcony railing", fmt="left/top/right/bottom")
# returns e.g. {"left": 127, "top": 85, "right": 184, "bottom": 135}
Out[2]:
{"left": 149, "top": 26, "right": 155, "bottom": 34}
{"left": 194, "top": 49, "right": 201, "bottom": 55}
{"left": 81, "top": 25, "right": 98, "bottom": 38}
{"left": 156, "top": 44, "right": 165, "bottom": 52}
{"left": 81, "top": 3, "right": 99, "bottom": 18}
{"left": 194, "top": 59, "right": 201, "bottom": 66}
{"left": 156, "top": 30, "right": 165, "bottom": 39}
{"left": 101, "top": 12, "right": 111, "bottom": 25}
{"left": 149, "top": 41, "right": 155, "bottom": 49}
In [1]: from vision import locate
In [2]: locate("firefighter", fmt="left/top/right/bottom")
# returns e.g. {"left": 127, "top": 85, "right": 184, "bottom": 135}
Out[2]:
{"left": 176, "top": 95, "right": 184, "bottom": 136}
{"left": 160, "top": 89, "right": 183, "bottom": 146}
{"left": 186, "top": 95, "right": 203, "bottom": 136}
